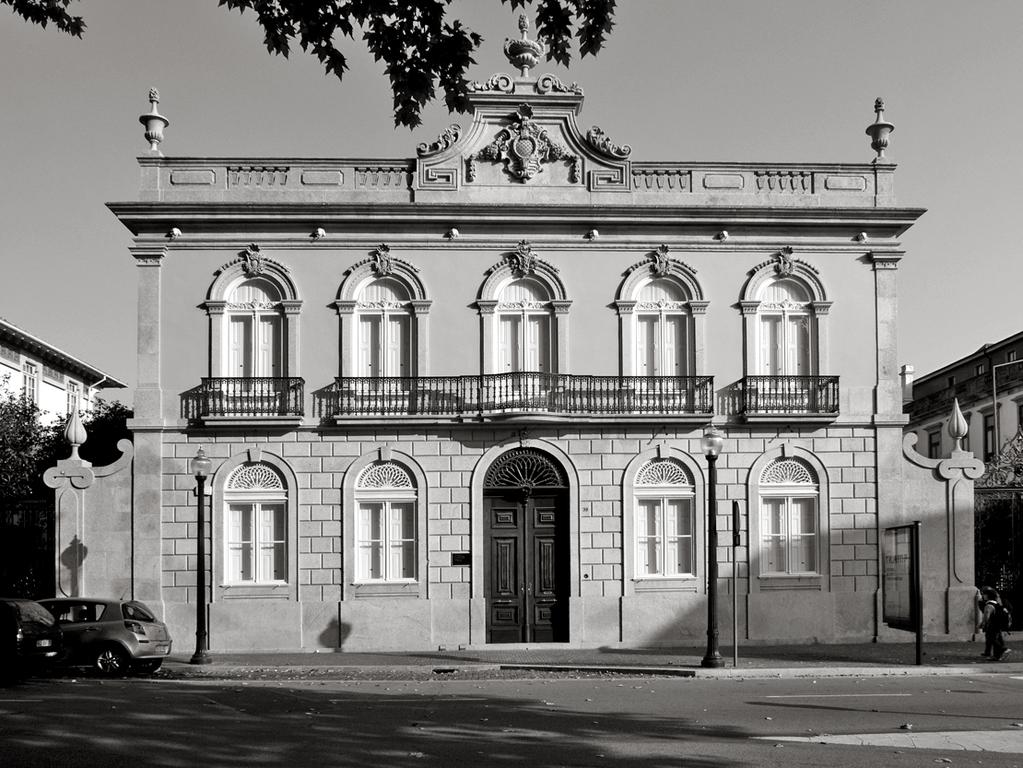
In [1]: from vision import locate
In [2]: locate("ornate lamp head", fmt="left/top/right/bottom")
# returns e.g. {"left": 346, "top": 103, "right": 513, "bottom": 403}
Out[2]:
{"left": 865, "top": 97, "right": 894, "bottom": 160}
{"left": 504, "top": 15, "right": 544, "bottom": 77}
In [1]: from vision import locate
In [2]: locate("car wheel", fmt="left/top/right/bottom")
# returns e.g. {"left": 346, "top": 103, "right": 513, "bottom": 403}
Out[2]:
{"left": 93, "top": 645, "right": 130, "bottom": 676}
{"left": 133, "top": 659, "right": 162, "bottom": 674}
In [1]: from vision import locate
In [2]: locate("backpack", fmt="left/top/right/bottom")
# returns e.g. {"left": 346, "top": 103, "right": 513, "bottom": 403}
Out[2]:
{"left": 988, "top": 600, "right": 1012, "bottom": 632}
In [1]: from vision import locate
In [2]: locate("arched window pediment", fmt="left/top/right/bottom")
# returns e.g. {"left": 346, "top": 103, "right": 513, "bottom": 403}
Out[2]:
{"left": 617, "top": 247, "right": 703, "bottom": 304}
{"left": 742, "top": 249, "right": 827, "bottom": 305}
{"left": 760, "top": 457, "right": 817, "bottom": 486}
{"left": 479, "top": 244, "right": 567, "bottom": 304}
{"left": 356, "top": 461, "right": 416, "bottom": 491}
{"left": 226, "top": 462, "right": 286, "bottom": 492}
{"left": 635, "top": 458, "right": 695, "bottom": 488}
{"left": 207, "top": 245, "right": 299, "bottom": 303}
{"left": 338, "top": 248, "right": 427, "bottom": 303}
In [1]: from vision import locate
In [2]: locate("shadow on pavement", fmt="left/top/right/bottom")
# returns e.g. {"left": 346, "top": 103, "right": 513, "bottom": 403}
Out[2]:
{"left": 4, "top": 678, "right": 750, "bottom": 768}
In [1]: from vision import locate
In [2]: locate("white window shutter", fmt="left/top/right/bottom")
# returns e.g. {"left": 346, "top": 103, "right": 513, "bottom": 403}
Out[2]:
{"left": 257, "top": 316, "right": 282, "bottom": 377}
{"left": 387, "top": 315, "right": 410, "bottom": 377}
{"left": 358, "top": 316, "right": 380, "bottom": 377}
{"left": 229, "top": 316, "right": 251, "bottom": 377}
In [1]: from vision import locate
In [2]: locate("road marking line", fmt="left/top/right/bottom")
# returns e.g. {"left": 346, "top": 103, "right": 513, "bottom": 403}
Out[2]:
{"left": 763, "top": 693, "right": 912, "bottom": 699}
{"left": 757, "top": 729, "right": 1023, "bottom": 753}
{"left": 0, "top": 699, "right": 43, "bottom": 703}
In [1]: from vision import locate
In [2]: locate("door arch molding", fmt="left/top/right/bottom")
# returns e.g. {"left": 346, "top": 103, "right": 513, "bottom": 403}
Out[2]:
{"left": 470, "top": 439, "right": 579, "bottom": 644}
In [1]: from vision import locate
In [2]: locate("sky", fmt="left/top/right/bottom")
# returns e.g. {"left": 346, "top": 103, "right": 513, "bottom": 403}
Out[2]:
{"left": 1, "top": 0, "right": 1021, "bottom": 400}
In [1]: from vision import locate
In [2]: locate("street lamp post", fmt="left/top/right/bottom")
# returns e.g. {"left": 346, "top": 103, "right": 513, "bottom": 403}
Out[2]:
{"left": 190, "top": 447, "right": 213, "bottom": 665}
{"left": 701, "top": 425, "right": 725, "bottom": 669}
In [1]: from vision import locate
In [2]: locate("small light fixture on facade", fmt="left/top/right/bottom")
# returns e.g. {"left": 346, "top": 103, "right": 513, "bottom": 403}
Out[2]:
{"left": 701, "top": 425, "right": 725, "bottom": 669}
{"left": 167, "top": 227, "right": 182, "bottom": 240}
{"left": 585, "top": 229, "right": 599, "bottom": 240}
{"left": 189, "top": 447, "right": 213, "bottom": 666}
{"left": 445, "top": 228, "right": 460, "bottom": 240}
{"left": 865, "top": 97, "right": 894, "bottom": 161}
{"left": 139, "top": 88, "right": 169, "bottom": 153}
{"left": 714, "top": 231, "right": 729, "bottom": 242}
{"left": 312, "top": 227, "right": 326, "bottom": 240}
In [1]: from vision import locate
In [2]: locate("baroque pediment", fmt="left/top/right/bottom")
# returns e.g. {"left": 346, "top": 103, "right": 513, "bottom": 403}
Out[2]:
{"left": 414, "top": 73, "right": 632, "bottom": 197}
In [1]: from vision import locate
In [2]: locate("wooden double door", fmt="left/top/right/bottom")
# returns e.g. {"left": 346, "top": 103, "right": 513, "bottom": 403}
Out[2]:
{"left": 484, "top": 490, "right": 569, "bottom": 643}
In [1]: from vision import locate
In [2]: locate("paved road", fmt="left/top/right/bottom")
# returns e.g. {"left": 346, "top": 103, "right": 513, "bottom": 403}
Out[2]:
{"left": 4, "top": 672, "right": 1023, "bottom": 766}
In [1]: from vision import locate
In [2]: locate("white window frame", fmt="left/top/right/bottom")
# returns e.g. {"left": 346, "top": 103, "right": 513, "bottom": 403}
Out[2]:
{"left": 66, "top": 380, "right": 81, "bottom": 416}
{"left": 222, "top": 464, "right": 289, "bottom": 586}
{"left": 757, "top": 459, "right": 820, "bottom": 577}
{"left": 633, "top": 459, "right": 696, "bottom": 579}
{"left": 354, "top": 462, "right": 419, "bottom": 584}
{"left": 494, "top": 278, "right": 554, "bottom": 374}
{"left": 223, "top": 278, "right": 285, "bottom": 379}
{"left": 756, "top": 281, "right": 815, "bottom": 377}
{"left": 22, "top": 361, "right": 39, "bottom": 404}
{"left": 353, "top": 278, "right": 414, "bottom": 379}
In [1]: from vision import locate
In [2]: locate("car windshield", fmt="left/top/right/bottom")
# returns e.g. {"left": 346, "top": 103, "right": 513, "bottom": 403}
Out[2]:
{"left": 17, "top": 601, "right": 57, "bottom": 627}
{"left": 122, "top": 602, "right": 156, "bottom": 622}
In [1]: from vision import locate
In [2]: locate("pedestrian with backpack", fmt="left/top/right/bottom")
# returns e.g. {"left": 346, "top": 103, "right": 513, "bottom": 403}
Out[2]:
{"left": 979, "top": 586, "right": 1012, "bottom": 661}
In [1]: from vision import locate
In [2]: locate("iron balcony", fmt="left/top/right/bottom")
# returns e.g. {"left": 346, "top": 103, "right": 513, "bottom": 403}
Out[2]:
{"left": 739, "top": 375, "right": 840, "bottom": 416}
{"left": 195, "top": 377, "right": 305, "bottom": 417}
{"left": 330, "top": 373, "right": 715, "bottom": 418}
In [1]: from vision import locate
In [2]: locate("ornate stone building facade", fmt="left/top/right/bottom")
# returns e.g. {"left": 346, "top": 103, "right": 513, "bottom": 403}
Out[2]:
{"left": 96, "top": 31, "right": 977, "bottom": 651}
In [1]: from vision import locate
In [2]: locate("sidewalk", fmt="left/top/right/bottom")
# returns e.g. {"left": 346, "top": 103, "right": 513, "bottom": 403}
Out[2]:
{"left": 157, "top": 641, "right": 1023, "bottom": 681}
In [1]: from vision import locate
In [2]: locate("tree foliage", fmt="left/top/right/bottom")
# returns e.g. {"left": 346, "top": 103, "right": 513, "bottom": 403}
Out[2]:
{"left": 0, "top": 383, "right": 132, "bottom": 503}
{"left": 5, "top": 0, "right": 615, "bottom": 128}
{"left": 0, "top": 380, "right": 52, "bottom": 501}
{"left": 2, "top": 0, "right": 84, "bottom": 37}
{"left": 218, "top": 0, "right": 616, "bottom": 127}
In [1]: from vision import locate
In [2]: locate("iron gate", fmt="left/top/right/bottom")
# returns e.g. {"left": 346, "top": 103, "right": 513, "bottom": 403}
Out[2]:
{"left": 0, "top": 499, "right": 54, "bottom": 598}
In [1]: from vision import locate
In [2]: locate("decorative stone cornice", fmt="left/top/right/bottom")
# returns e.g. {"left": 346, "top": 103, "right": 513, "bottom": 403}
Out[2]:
{"left": 280, "top": 300, "right": 303, "bottom": 315}
{"left": 810, "top": 301, "right": 833, "bottom": 316}
{"left": 129, "top": 244, "right": 168, "bottom": 265}
{"left": 409, "top": 300, "right": 432, "bottom": 315}
{"left": 475, "top": 299, "right": 499, "bottom": 316}
{"left": 614, "top": 300, "right": 638, "bottom": 316}
{"left": 215, "top": 243, "right": 291, "bottom": 279}
{"left": 332, "top": 299, "right": 358, "bottom": 316}
{"left": 689, "top": 300, "right": 710, "bottom": 315}
{"left": 467, "top": 73, "right": 514, "bottom": 93}
{"left": 550, "top": 300, "right": 573, "bottom": 314}
{"left": 536, "top": 73, "right": 583, "bottom": 95}
{"left": 740, "top": 300, "right": 761, "bottom": 316}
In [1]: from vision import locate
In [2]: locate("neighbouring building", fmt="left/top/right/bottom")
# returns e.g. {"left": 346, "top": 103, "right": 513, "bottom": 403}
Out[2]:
{"left": 0, "top": 317, "right": 126, "bottom": 420}
{"left": 904, "top": 332, "right": 1023, "bottom": 464}
{"left": 904, "top": 333, "right": 1023, "bottom": 612}
{"left": 84, "top": 20, "right": 983, "bottom": 651}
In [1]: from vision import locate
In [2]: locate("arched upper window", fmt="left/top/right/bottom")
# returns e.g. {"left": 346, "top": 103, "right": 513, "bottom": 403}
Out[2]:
{"left": 477, "top": 243, "right": 570, "bottom": 375}
{"left": 633, "top": 458, "right": 696, "bottom": 577}
{"left": 335, "top": 247, "right": 431, "bottom": 379}
{"left": 354, "top": 461, "right": 418, "bottom": 582}
{"left": 757, "top": 457, "right": 819, "bottom": 575}
{"left": 756, "top": 278, "right": 813, "bottom": 377}
{"left": 496, "top": 278, "right": 553, "bottom": 373}
{"left": 634, "top": 278, "right": 692, "bottom": 376}
{"left": 225, "top": 278, "right": 284, "bottom": 379}
{"left": 203, "top": 246, "right": 301, "bottom": 383}
{"left": 354, "top": 277, "right": 413, "bottom": 378}
{"left": 615, "top": 248, "right": 707, "bottom": 378}
{"left": 223, "top": 462, "right": 288, "bottom": 584}
{"left": 740, "top": 250, "right": 831, "bottom": 381}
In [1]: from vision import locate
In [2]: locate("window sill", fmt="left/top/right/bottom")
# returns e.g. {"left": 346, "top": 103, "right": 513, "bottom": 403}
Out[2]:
{"left": 742, "top": 413, "right": 838, "bottom": 424}
{"left": 756, "top": 574, "right": 822, "bottom": 591}
{"left": 631, "top": 576, "right": 700, "bottom": 594}
{"left": 218, "top": 583, "right": 292, "bottom": 599}
{"left": 350, "top": 581, "right": 421, "bottom": 599}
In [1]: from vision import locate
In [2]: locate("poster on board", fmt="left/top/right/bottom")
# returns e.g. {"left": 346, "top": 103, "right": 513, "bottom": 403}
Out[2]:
{"left": 882, "top": 523, "right": 917, "bottom": 632}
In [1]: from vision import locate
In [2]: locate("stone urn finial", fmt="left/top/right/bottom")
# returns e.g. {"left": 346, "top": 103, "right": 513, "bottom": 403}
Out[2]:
{"left": 64, "top": 409, "right": 88, "bottom": 460}
{"left": 865, "top": 97, "right": 894, "bottom": 161}
{"left": 504, "top": 15, "right": 544, "bottom": 77}
{"left": 948, "top": 398, "right": 969, "bottom": 452}
{"left": 139, "top": 87, "right": 169, "bottom": 152}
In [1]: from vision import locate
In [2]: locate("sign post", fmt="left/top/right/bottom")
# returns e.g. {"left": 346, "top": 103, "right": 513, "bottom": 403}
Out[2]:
{"left": 732, "top": 500, "right": 740, "bottom": 668}
{"left": 882, "top": 521, "right": 923, "bottom": 665}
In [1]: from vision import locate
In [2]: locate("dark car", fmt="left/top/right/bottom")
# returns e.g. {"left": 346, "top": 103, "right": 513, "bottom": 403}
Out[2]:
{"left": 0, "top": 597, "right": 63, "bottom": 683}
{"left": 39, "top": 598, "right": 172, "bottom": 675}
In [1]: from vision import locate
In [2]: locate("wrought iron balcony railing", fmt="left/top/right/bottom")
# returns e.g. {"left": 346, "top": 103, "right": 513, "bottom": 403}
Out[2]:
{"left": 739, "top": 375, "right": 839, "bottom": 416}
{"left": 193, "top": 377, "right": 305, "bottom": 418}
{"left": 330, "top": 373, "right": 714, "bottom": 417}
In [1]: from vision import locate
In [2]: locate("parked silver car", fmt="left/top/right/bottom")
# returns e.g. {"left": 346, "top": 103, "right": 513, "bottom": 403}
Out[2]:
{"left": 39, "top": 598, "right": 172, "bottom": 675}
